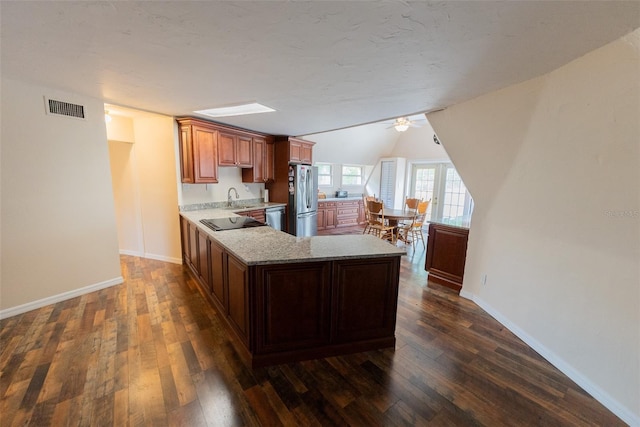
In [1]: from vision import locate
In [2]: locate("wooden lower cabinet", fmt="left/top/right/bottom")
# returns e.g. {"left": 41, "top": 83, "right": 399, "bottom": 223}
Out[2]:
{"left": 181, "top": 217, "right": 401, "bottom": 368}
{"left": 227, "top": 254, "right": 250, "bottom": 346}
{"left": 317, "top": 202, "right": 337, "bottom": 230}
{"left": 333, "top": 258, "right": 399, "bottom": 343}
{"left": 425, "top": 223, "right": 469, "bottom": 292}
{"left": 254, "top": 262, "right": 332, "bottom": 355}
{"left": 209, "top": 239, "right": 226, "bottom": 308}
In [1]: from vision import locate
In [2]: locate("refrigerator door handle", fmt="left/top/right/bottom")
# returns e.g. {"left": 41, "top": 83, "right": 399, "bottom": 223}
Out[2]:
{"left": 306, "top": 168, "right": 312, "bottom": 209}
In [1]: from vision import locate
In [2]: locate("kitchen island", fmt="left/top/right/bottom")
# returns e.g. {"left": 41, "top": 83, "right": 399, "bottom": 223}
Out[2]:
{"left": 180, "top": 210, "right": 405, "bottom": 368}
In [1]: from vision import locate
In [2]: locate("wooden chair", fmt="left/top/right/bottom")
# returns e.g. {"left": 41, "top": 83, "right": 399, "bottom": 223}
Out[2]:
{"left": 366, "top": 200, "right": 397, "bottom": 243}
{"left": 362, "top": 195, "right": 377, "bottom": 234}
{"left": 398, "top": 200, "right": 429, "bottom": 247}
{"left": 400, "top": 197, "right": 421, "bottom": 227}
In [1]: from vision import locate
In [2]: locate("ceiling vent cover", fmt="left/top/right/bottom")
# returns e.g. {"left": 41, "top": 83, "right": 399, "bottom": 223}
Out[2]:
{"left": 45, "top": 98, "right": 85, "bottom": 120}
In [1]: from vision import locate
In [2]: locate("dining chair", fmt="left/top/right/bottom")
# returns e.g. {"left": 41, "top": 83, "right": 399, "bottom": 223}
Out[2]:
{"left": 362, "top": 195, "right": 377, "bottom": 234}
{"left": 366, "top": 200, "right": 397, "bottom": 243}
{"left": 398, "top": 200, "right": 430, "bottom": 247}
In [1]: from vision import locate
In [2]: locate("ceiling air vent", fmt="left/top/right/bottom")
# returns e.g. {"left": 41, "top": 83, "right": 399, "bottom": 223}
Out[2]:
{"left": 44, "top": 97, "right": 86, "bottom": 120}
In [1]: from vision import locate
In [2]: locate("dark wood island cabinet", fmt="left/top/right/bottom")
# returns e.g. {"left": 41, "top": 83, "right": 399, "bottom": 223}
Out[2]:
{"left": 425, "top": 221, "right": 470, "bottom": 293}
{"left": 180, "top": 212, "right": 404, "bottom": 368}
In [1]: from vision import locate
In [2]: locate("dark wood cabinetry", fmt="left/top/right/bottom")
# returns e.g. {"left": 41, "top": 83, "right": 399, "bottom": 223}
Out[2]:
{"left": 254, "top": 262, "right": 332, "bottom": 355}
{"left": 177, "top": 117, "right": 274, "bottom": 183}
{"left": 180, "top": 216, "right": 401, "bottom": 368}
{"left": 227, "top": 254, "right": 250, "bottom": 345}
{"left": 425, "top": 223, "right": 469, "bottom": 293}
{"left": 241, "top": 137, "right": 275, "bottom": 183}
{"left": 209, "top": 239, "right": 226, "bottom": 307}
{"left": 264, "top": 137, "right": 315, "bottom": 205}
{"left": 218, "top": 131, "right": 253, "bottom": 167}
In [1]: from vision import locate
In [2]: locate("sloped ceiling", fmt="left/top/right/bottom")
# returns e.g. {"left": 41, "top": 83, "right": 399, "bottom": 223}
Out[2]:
{"left": 1, "top": 1, "right": 639, "bottom": 136}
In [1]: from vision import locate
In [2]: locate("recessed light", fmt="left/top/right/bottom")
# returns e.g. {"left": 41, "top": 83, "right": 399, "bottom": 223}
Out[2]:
{"left": 194, "top": 103, "right": 275, "bottom": 118}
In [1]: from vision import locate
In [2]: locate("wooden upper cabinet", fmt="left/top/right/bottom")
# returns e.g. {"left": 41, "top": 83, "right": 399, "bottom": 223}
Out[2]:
{"left": 177, "top": 119, "right": 218, "bottom": 183}
{"left": 289, "top": 138, "right": 314, "bottom": 164}
{"left": 193, "top": 126, "right": 219, "bottom": 183}
{"left": 242, "top": 136, "right": 275, "bottom": 183}
{"left": 218, "top": 131, "right": 252, "bottom": 167}
{"left": 179, "top": 126, "right": 194, "bottom": 183}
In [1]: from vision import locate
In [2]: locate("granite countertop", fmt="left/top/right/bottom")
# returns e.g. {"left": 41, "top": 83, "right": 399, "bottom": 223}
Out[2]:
{"left": 428, "top": 215, "right": 472, "bottom": 230}
{"left": 180, "top": 210, "right": 405, "bottom": 265}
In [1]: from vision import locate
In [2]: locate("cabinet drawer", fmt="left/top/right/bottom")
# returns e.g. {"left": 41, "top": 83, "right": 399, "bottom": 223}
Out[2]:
{"left": 337, "top": 217, "right": 359, "bottom": 226}
{"left": 337, "top": 201, "right": 359, "bottom": 208}
{"left": 319, "top": 201, "right": 337, "bottom": 208}
{"left": 337, "top": 208, "right": 359, "bottom": 216}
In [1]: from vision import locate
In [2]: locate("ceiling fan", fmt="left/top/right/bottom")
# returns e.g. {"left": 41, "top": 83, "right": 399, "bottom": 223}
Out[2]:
{"left": 384, "top": 116, "right": 428, "bottom": 132}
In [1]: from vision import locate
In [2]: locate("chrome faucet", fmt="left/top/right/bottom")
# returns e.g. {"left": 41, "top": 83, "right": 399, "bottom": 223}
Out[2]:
{"left": 227, "top": 187, "right": 239, "bottom": 207}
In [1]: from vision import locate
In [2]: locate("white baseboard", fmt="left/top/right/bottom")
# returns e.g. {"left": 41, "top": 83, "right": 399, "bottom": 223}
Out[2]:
{"left": 119, "top": 249, "right": 143, "bottom": 257}
{"left": 463, "top": 290, "right": 639, "bottom": 427}
{"left": 0, "top": 276, "right": 124, "bottom": 320}
{"left": 144, "top": 252, "right": 183, "bottom": 265}
{"left": 119, "top": 250, "right": 182, "bottom": 265}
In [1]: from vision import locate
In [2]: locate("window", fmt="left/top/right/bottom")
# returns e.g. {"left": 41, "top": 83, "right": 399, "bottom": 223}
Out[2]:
{"left": 316, "top": 163, "right": 332, "bottom": 187}
{"left": 341, "top": 165, "right": 364, "bottom": 186}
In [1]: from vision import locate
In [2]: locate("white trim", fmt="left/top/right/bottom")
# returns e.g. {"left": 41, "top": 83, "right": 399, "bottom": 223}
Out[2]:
{"left": 0, "top": 276, "right": 124, "bottom": 320}
{"left": 462, "top": 290, "right": 639, "bottom": 427}
{"left": 119, "top": 250, "right": 182, "bottom": 265}
{"left": 144, "top": 253, "right": 183, "bottom": 265}
{"left": 119, "top": 249, "right": 143, "bottom": 257}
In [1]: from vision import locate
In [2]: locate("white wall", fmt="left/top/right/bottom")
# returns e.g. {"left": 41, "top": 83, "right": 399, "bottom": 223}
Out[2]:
{"left": 132, "top": 116, "right": 182, "bottom": 263}
{"left": 428, "top": 29, "right": 640, "bottom": 425}
{"left": 107, "top": 112, "right": 182, "bottom": 263}
{"left": 1, "top": 78, "right": 122, "bottom": 314}
{"left": 108, "top": 140, "right": 143, "bottom": 255}
{"left": 388, "top": 119, "right": 450, "bottom": 161}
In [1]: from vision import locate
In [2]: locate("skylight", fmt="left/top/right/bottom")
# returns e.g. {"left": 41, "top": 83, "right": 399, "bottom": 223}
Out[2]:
{"left": 194, "top": 103, "right": 275, "bottom": 118}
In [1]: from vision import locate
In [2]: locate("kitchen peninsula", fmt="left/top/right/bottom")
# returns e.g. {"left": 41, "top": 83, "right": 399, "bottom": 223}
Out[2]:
{"left": 180, "top": 209, "right": 405, "bottom": 368}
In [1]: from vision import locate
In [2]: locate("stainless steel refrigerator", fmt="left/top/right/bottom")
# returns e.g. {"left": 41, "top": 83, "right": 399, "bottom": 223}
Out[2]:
{"left": 287, "top": 164, "right": 318, "bottom": 237}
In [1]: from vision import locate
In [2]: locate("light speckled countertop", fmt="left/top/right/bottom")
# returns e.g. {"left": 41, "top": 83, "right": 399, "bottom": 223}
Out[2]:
{"left": 180, "top": 209, "right": 405, "bottom": 265}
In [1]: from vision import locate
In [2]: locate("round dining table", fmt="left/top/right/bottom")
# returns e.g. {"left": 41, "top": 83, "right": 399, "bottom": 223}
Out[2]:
{"left": 370, "top": 208, "right": 417, "bottom": 244}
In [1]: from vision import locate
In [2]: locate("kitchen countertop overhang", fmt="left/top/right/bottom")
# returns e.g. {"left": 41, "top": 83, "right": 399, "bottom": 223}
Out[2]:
{"left": 180, "top": 209, "right": 405, "bottom": 265}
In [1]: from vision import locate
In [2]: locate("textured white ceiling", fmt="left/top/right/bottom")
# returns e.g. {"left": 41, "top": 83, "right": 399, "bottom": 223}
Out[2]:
{"left": 1, "top": 1, "right": 638, "bottom": 136}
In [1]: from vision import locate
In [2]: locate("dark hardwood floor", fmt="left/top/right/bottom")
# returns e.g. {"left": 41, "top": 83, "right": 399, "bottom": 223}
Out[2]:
{"left": 0, "top": 225, "right": 625, "bottom": 426}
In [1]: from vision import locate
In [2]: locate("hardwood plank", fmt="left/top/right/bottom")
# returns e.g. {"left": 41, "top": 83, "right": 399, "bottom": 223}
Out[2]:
{"left": 0, "top": 249, "right": 626, "bottom": 426}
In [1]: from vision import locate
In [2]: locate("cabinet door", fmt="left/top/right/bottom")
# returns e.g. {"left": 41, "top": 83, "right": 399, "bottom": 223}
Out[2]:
{"left": 193, "top": 126, "right": 218, "bottom": 183}
{"left": 209, "top": 240, "right": 226, "bottom": 310}
{"left": 242, "top": 137, "right": 264, "bottom": 183}
{"left": 179, "top": 126, "right": 194, "bottom": 183}
{"left": 425, "top": 223, "right": 468, "bottom": 291}
{"left": 325, "top": 208, "right": 337, "bottom": 229}
{"left": 255, "top": 262, "right": 331, "bottom": 354}
{"left": 197, "top": 229, "right": 210, "bottom": 289}
{"left": 188, "top": 222, "right": 198, "bottom": 270}
{"left": 227, "top": 254, "right": 250, "bottom": 346}
{"left": 333, "top": 258, "right": 400, "bottom": 343}
{"left": 289, "top": 140, "right": 302, "bottom": 163}
{"left": 218, "top": 132, "right": 237, "bottom": 166}
{"left": 236, "top": 135, "right": 253, "bottom": 167}
{"left": 317, "top": 208, "right": 326, "bottom": 231}
{"left": 300, "top": 142, "right": 313, "bottom": 164}
{"left": 358, "top": 200, "right": 366, "bottom": 224}
{"left": 180, "top": 217, "right": 190, "bottom": 262}
{"left": 264, "top": 140, "right": 275, "bottom": 182}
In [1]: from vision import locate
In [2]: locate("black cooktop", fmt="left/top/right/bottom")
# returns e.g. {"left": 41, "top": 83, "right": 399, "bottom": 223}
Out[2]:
{"left": 200, "top": 217, "right": 266, "bottom": 232}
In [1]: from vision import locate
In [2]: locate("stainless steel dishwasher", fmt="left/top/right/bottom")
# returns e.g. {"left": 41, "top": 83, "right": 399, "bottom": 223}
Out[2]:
{"left": 265, "top": 206, "right": 285, "bottom": 231}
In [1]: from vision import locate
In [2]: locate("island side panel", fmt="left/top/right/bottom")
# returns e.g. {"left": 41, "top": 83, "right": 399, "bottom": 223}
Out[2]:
{"left": 332, "top": 257, "right": 400, "bottom": 343}
{"left": 253, "top": 262, "right": 332, "bottom": 355}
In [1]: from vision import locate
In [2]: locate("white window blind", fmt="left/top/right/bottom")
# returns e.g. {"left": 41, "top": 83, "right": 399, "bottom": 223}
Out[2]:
{"left": 380, "top": 160, "right": 395, "bottom": 208}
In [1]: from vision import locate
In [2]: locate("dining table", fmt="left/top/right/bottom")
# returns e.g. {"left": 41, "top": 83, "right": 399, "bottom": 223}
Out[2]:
{"left": 370, "top": 208, "right": 417, "bottom": 244}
